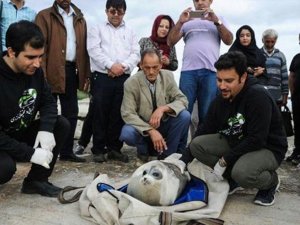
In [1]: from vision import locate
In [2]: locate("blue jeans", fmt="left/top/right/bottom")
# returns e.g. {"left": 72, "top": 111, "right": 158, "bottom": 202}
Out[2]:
{"left": 179, "top": 69, "right": 218, "bottom": 124}
{"left": 119, "top": 110, "right": 190, "bottom": 156}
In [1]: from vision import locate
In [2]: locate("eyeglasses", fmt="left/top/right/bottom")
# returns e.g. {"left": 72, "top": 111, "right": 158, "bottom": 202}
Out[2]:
{"left": 108, "top": 8, "right": 125, "bottom": 16}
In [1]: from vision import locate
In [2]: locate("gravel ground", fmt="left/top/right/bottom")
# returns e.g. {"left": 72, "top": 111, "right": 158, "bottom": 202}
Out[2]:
{"left": 0, "top": 100, "right": 299, "bottom": 225}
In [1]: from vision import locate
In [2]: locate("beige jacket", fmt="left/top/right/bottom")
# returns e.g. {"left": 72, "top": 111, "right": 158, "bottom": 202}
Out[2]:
{"left": 121, "top": 69, "right": 188, "bottom": 134}
{"left": 35, "top": 2, "right": 90, "bottom": 93}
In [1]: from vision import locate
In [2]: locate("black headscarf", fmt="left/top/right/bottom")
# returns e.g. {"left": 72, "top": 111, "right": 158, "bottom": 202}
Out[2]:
{"left": 229, "top": 25, "right": 265, "bottom": 69}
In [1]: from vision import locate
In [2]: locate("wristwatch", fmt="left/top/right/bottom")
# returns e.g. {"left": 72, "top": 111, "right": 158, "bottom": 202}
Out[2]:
{"left": 214, "top": 19, "right": 223, "bottom": 26}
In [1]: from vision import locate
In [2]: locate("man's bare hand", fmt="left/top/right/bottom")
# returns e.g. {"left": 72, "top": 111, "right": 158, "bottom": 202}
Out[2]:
{"left": 161, "top": 55, "right": 170, "bottom": 66}
{"left": 179, "top": 7, "right": 192, "bottom": 24}
{"left": 149, "top": 107, "right": 165, "bottom": 129}
{"left": 148, "top": 129, "right": 167, "bottom": 153}
{"left": 253, "top": 67, "right": 265, "bottom": 77}
{"left": 202, "top": 8, "right": 219, "bottom": 23}
{"left": 110, "top": 63, "right": 125, "bottom": 77}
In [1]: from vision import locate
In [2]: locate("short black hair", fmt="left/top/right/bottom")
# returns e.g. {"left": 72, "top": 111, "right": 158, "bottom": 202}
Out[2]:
{"left": 214, "top": 51, "right": 247, "bottom": 77}
{"left": 106, "top": 0, "right": 126, "bottom": 10}
{"left": 141, "top": 48, "right": 162, "bottom": 63}
{"left": 6, "top": 20, "right": 44, "bottom": 57}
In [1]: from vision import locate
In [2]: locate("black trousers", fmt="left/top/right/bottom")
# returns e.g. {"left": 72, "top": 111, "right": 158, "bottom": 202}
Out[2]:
{"left": 53, "top": 63, "right": 78, "bottom": 156}
{"left": 292, "top": 94, "right": 300, "bottom": 154}
{"left": 91, "top": 72, "right": 129, "bottom": 154}
{"left": 78, "top": 72, "right": 96, "bottom": 147}
{"left": 78, "top": 96, "right": 93, "bottom": 147}
{"left": 0, "top": 116, "right": 69, "bottom": 184}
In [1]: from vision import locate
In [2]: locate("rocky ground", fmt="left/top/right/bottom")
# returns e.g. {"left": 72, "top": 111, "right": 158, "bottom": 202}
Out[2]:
{"left": 0, "top": 100, "right": 299, "bottom": 225}
{"left": 1, "top": 141, "right": 299, "bottom": 225}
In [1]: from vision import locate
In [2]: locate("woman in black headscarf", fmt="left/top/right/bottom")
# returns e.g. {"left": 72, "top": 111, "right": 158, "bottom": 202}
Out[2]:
{"left": 229, "top": 25, "right": 266, "bottom": 78}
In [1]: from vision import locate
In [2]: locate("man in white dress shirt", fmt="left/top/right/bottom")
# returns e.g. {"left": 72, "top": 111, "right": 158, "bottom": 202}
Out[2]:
{"left": 87, "top": 0, "right": 140, "bottom": 163}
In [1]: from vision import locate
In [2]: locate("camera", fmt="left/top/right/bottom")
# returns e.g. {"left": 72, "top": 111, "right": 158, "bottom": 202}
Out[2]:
{"left": 189, "top": 10, "right": 206, "bottom": 19}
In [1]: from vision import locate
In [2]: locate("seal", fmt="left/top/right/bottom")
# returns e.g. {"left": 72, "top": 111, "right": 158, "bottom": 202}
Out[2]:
{"left": 127, "top": 160, "right": 190, "bottom": 206}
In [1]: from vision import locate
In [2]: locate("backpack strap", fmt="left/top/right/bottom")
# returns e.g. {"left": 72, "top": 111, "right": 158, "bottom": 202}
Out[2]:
{"left": 57, "top": 172, "right": 100, "bottom": 204}
{"left": 186, "top": 218, "right": 224, "bottom": 225}
{"left": 58, "top": 186, "right": 84, "bottom": 204}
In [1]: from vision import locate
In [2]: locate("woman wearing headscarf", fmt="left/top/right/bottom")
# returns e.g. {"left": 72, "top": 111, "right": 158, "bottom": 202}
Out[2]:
{"left": 229, "top": 25, "right": 266, "bottom": 78}
{"left": 139, "top": 15, "right": 178, "bottom": 71}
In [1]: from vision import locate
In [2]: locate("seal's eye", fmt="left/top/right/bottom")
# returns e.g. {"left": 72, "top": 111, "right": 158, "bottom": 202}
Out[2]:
{"left": 152, "top": 172, "right": 160, "bottom": 177}
{"left": 142, "top": 170, "right": 147, "bottom": 176}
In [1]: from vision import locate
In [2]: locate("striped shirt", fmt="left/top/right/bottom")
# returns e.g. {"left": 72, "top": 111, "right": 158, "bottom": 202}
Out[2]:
{"left": 260, "top": 47, "right": 289, "bottom": 102}
{"left": 0, "top": 0, "right": 36, "bottom": 51}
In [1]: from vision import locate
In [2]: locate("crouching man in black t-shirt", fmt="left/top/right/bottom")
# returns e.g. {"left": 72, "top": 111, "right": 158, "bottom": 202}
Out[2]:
{"left": 183, "top": 51, "right": 287, "bottom": 206}
{"left": 0, "top": 21, "right": 70, "bottom": 197}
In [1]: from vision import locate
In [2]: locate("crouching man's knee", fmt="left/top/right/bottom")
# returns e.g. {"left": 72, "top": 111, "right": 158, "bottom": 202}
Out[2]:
{"left": 231, "top": 165, "right": 254, "bottom": 188}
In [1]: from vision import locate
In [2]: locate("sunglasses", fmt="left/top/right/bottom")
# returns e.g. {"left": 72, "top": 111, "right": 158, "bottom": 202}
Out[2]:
{"left": 108, "top": 8, "right": 125, "bottom": 16}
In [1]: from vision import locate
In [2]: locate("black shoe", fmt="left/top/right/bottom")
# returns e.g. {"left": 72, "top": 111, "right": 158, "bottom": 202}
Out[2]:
{"left": 21, "top": 180, "right": 62, "bottom": 197}
{"left": 286, "top": 150, "right": 300, "bottom": 162}
{"left": 254, "top": 177, "right": 280, "bottom": 206}
{"left": 74, "top": 144, "right": 85, "bottom": 155}
{"left": 93, "top": 153, "right": 106, "bottom": 163}
{"left": 60, "top": 153, "right": 86, "bottom": 162}
{"left": 228, "top": 179, "right": 244, "bottom": 195}
{"left": 137, "top": 153, "right": 149, "bottom": 163}
{"left": 107, "top": 150, "right": 129, "bottom": 163}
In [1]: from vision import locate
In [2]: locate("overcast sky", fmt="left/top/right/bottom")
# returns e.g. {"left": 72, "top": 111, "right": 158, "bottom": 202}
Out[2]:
{"left": 26, "top": 0, "right": 300, "bottom": 81}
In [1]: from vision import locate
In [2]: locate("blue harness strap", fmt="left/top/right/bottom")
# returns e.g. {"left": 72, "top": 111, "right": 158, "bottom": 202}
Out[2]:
{"left": 174, "top": 174, "right": 208, "bottom": 205}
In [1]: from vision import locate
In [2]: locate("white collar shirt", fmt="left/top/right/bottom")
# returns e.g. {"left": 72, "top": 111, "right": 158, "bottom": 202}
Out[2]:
{"left": 87, "top": 20, "right": 140, "bottom": 74}
{"left": 57, "top": 5, "right": 76, "bottom": 62}
{"left": 263, "top": 47, "right": 275, "bottom": 57}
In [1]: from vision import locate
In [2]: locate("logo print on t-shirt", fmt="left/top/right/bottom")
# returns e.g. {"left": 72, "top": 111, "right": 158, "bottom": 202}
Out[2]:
{"left": 220, "top": 113, "right": 245, "bottom": 139}
{"left": 9, "top": 89, "right": 37, "bottom": 131}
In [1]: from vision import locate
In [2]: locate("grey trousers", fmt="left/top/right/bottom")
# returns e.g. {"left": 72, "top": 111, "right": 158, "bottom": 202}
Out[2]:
{"left": 189, "top": 134, "right": 279, "bottom": 190}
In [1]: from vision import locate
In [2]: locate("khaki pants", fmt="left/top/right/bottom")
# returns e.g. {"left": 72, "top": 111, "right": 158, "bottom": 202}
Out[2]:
{"left": 190, "top": 134, "right": 279, "bottom": 190}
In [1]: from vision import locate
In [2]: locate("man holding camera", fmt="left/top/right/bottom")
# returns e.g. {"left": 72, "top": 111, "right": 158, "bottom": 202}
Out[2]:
{"left": 168, "top": 0, "right": 233, "bottom": 127}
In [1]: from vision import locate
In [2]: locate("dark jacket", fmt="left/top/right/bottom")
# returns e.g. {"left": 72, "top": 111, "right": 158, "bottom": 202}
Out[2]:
{"left": 0, "top": 57, "right": 57, "bottom": 161}
{"left": 35, "top": 2, "right": 90, "bottom": 93}
{"left": 196, "top": 76, "right": 287, "bottom": 165}
{"left": 290, "top": 53, "right": 300, "bottom": 96}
